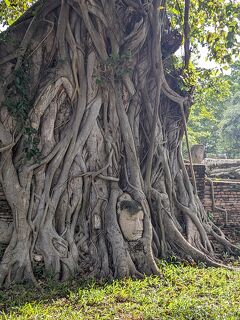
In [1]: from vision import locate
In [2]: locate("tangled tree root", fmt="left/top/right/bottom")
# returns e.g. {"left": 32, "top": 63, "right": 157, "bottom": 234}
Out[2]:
{"left": 0, "top": 0, "right": 239, "bottom": 287}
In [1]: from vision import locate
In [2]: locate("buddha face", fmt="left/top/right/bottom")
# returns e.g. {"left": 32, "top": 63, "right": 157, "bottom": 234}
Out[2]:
{"left": 117, "top": 194, "right": 144, "bottom": 241}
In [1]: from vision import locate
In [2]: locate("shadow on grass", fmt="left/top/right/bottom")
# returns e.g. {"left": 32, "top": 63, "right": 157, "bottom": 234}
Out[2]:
{"left": 0, "top": 275, "right": 109, "bottom": 315}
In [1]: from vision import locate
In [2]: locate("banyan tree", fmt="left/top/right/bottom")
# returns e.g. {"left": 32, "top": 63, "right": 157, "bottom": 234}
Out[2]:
{"left": 0, "top": 0, "right": 239, "bottom": 287}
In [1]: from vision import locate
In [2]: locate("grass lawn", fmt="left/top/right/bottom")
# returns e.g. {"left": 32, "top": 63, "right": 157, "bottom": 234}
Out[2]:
{"left": 0, "top": 261, "right": 240, "bottom": 319}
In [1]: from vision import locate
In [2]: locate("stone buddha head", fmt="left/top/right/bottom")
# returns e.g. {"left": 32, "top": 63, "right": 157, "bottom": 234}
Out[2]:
{"left": 117, "top": 193, "right": 144, "bottom": 241}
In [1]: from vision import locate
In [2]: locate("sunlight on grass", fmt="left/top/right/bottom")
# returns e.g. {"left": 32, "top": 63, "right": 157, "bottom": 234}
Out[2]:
{"left": 0, "top": 262, "right": 240, "bottom": 319}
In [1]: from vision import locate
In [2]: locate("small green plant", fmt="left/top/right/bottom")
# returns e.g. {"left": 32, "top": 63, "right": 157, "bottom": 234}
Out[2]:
{"left": 207, "top": 211, "right": 214, "bottom": 220}
{"left": 5, "top": 66, "right": 30, "bottom": 124}
{"left": 23, "top": 126, "right": 41, "bottom": 161}
{"left": 4, "top": 63, "right": 41, "bottom": 161}
{"left": 106, "top": 51, "right": 133, "bottom": 78}
{"left": 93, "top": 51, "right": 133, "bottom": 85}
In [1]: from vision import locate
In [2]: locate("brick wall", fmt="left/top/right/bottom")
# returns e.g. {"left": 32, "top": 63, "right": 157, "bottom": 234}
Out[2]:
{"left": 186, "top": 163, "right": 240, "bottom": 243}
{"left": 204, "top": 181, "right": 240, "bottom": 213}
{"left": 204, "top": 180, "right": 240, "bottom": 243}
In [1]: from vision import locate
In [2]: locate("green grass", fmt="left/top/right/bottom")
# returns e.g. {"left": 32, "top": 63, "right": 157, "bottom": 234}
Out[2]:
{"left": 0, "top": 261, "right": 240, "bottom": 319}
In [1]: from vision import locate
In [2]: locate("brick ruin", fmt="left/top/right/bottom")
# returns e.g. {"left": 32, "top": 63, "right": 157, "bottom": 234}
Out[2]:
{"left": 187, "top": 144, "right": 240, "bottom": 246}
{"left": 187, "top": 158, "right": 240, "bottom": 246}
{"left": 205, "top": 180, "right": 240, "bottom": 241}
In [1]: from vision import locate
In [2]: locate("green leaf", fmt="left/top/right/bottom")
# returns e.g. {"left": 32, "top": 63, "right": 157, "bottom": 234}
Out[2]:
{"left": 5, "top": 0, "right": 11, "bottom": 7}
{"left": 168, "top": 7, "right": 180, "bottom": 15}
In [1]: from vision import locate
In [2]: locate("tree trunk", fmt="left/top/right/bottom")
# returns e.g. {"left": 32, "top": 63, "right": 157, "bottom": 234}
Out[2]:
{"left": 0, "top": 0, "right": 238, "bottom": 287}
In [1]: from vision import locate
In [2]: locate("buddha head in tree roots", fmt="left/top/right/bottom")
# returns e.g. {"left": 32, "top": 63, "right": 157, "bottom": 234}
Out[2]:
{"left": 117, "top": 193, "right": 144, "bottom": 241}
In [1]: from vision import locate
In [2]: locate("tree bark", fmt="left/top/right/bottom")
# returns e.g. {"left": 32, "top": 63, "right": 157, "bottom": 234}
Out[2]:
{"left": 0, "top": 0, "right": 238, "bottom": 287}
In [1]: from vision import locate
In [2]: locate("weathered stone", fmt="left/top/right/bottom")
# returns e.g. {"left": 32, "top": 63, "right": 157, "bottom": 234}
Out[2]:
{"left": 117, "top": 193, "right": 144, "bottom": 241}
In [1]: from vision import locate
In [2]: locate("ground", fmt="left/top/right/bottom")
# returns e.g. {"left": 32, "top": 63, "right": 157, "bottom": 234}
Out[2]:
{"left": 1, "top": 261, "right": 240, "bottom": 320}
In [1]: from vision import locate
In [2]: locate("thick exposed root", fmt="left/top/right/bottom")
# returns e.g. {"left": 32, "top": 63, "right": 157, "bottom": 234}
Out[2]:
{"left": 0, "top": 236, "right": 37, "bottom": 288}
